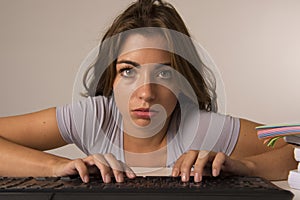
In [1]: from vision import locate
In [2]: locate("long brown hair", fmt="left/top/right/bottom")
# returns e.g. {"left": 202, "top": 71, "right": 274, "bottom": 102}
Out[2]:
{"left": 83, "top": 0, "right": 217, "bottom": 112}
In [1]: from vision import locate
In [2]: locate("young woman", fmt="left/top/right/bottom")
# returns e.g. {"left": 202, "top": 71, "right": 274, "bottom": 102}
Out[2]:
{"left": 0, "top": 0, "right": 296, "bottom": 184}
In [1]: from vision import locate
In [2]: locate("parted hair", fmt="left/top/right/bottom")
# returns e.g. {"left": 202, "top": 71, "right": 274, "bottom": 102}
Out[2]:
{"left": 83, "top": 0, "right": 217, "bottom": 112}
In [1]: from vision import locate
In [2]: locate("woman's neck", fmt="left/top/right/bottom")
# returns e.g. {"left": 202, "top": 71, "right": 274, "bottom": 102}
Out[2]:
{"left": 123, "top": 124, "right": 168, "bottom": 167}
{"left": 123, "top": 115, "right": 171, "bottom": 153}
{"left": 123, "top": 123, "right": 168, "bottom": 153}
{"left": 122, "top": 117, "right": 171, "bottom": 167}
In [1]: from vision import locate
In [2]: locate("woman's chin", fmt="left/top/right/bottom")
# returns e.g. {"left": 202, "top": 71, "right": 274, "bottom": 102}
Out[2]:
{"left": 131, "top": 118, "right": 152, "bottom": 127}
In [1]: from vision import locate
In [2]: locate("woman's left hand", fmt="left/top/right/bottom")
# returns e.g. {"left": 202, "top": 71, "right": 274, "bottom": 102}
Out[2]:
{"left": 172, "top": 150, "right": 254, "bottom": 182}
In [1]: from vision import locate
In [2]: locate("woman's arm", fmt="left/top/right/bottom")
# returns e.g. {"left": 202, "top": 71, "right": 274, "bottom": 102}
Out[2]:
{"left": 0, "top": 136, "right": 67, "bottom": 176}
{"left": 0, "top": 108, "right": 135, "bottom": 183}
{"left": 0, "top": 108, "right": 66, "bottom": 150}
{"left": 230, "top": 118, "right": 297, "bottom": 180}
{"left": 0, "top": 108, "right": 71, "bottom": 177}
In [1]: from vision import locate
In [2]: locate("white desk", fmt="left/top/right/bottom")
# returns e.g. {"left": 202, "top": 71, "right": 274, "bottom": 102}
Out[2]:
{"left": 273, "top": 181, "right": 300, "bottom": 200}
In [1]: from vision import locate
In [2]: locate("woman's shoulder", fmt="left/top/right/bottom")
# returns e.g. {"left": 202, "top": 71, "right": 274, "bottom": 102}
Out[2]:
{"left": 74, "top": 95, "right": 115, "bottom": 108}
{"left": 177, "top": 102, "right": 239, "bottom": 128}
{"left": 57, "top": 95, "right": 117, "bottom": 118}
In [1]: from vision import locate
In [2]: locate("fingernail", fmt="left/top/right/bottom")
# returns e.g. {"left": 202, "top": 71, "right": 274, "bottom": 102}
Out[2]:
{"left": 83, "top": 175, "right": 89, "bottom": 183}
{"left": 105, "top": 174, "right": 111, "bottom": 183}
{"left": 212, "top": 169, "right": 219, "bottom": 177}
{"left": 181, "top": 172, "right": 187, "bottom": 182}
{"left": 128, "top": 171, "right": 136, "bottom": 178}
{"left": 172, "top": 168, "right": 179, "bottom": 177}
{"left": 117, "top": 174, "right": 124, "bottom": 182}
{"left": 194, "top": 173, "right": 201, "bottom": 182}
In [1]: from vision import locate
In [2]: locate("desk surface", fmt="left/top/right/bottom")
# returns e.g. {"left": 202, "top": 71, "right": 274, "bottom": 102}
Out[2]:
{"left": 273, "top": 181, "right": 299, "bottom": 200}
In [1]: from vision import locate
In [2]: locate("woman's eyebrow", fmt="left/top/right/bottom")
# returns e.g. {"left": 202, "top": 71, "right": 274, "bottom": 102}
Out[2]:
{"left": 117, "top": 60, "right": 140, "bottom": 68}
{"left": 116, "top": 60, "right": 171, "bottom": 68}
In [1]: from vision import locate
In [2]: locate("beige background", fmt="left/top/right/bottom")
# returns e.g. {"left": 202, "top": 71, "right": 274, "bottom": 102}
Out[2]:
{"left": 0, "top": 0, "right": 299, "bottom": 158}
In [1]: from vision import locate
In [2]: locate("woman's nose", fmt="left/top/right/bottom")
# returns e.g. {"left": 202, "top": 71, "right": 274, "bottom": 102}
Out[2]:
{"left": 137, "top": 83, "right": 156, "bottom": 101}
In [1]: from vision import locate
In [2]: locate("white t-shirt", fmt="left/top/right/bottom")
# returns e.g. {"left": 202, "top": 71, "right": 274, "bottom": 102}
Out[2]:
{"left": 56, "top": 95, "right": 240, "bottom": 167}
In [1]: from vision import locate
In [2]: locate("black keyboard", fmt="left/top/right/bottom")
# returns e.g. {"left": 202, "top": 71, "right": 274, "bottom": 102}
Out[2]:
{"left": 0, "top": 175, "right": 294, "bottom": 200}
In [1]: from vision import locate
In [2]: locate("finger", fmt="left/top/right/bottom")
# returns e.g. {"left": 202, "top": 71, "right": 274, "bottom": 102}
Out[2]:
{"left": 103, "top": 153, "right": 125, "bottom": 182}
{"left": 83, "top": 155, "right": 96, "bottom": 166}
{"left": 87, "top": 165, "right": 100, "bottom": 175}
{"left": 121, "top": 162, "right": 136, "bottom": 179}
{"left": 172, "top": 154, "right": 185, "bottom": 177}
{"left": 72, "top": 159, "right": 89, "bottom": 183}
{"left": 92, "top": 154, "right": 113, "bottom": 183}
{"left": 211, "top": 152, "right": 227, "bottom": 177}
{"left": 82, "top": 156, "right": 100, "bottom": 174}
{"left": 193, "top": 151, "right": 210, "bottom": 182}
{"left": 179, "top": 150, "right": 198, "bottom": 182}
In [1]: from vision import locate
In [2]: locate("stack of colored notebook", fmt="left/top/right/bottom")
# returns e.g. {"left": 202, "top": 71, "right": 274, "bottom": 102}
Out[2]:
{"left": 256, "top": 124, "right": 300, "bottom": 147}
{"left": 256, "top": 123, "right": 300, "bottom": 189}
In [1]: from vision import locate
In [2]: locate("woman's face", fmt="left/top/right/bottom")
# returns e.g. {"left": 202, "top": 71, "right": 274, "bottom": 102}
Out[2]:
{"left": 113, "top": 34, "right": 178, "bottom": 132}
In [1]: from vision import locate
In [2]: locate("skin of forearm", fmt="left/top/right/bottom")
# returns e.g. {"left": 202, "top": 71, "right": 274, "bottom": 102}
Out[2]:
{"left": 0, "top": 137, "right": 69, "bottom": 177}
{"left": 240, "top": 144, "right": 297, "bottom": 180}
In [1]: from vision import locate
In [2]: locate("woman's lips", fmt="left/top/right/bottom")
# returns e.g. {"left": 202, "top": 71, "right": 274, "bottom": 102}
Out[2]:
{"left": 131, "top": 108, "right": 158, "bottom": 118}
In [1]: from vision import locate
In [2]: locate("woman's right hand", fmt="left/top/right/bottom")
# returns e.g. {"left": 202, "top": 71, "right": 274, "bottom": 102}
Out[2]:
{"left": 53, "top": 153, "right": 136, "bottom": 183}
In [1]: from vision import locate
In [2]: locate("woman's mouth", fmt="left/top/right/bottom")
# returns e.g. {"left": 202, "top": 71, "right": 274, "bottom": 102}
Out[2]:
{"left": 131, "top": 108, "right": 159, "bottom": 119}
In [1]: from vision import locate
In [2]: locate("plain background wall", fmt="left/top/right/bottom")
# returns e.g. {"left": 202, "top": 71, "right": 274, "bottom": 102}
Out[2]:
{"left": 0, "top": 0, "right": 300, "bottom": 158}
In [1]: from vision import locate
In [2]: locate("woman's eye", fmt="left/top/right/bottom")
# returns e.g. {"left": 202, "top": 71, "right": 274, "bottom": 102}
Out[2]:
{"left": 119, "top": 67, "right": 136, "bottom": 78}
{"left": 158, "top": 70, "right": 172, "bottom": 79}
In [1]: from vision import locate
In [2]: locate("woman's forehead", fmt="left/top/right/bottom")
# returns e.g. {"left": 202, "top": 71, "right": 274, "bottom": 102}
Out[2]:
{"left": 117, "top": 48, "right": 171, "bottom": 65}
{"left": 119, "top": 33, "right": 169, "bottom": 56}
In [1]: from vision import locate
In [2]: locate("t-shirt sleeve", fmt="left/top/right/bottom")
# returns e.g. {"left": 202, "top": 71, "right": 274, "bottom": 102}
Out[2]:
{"left": 55, "top": 97, "right": 100, "bottom": 154}
{"left": 187, "top": 111, "right": 240, "bottom": 156}
{"left": 56, "top": 102, "right": 78, "bottom": 145}
{"left": 55, "top": 96, "right": 120, "bottom": 156}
